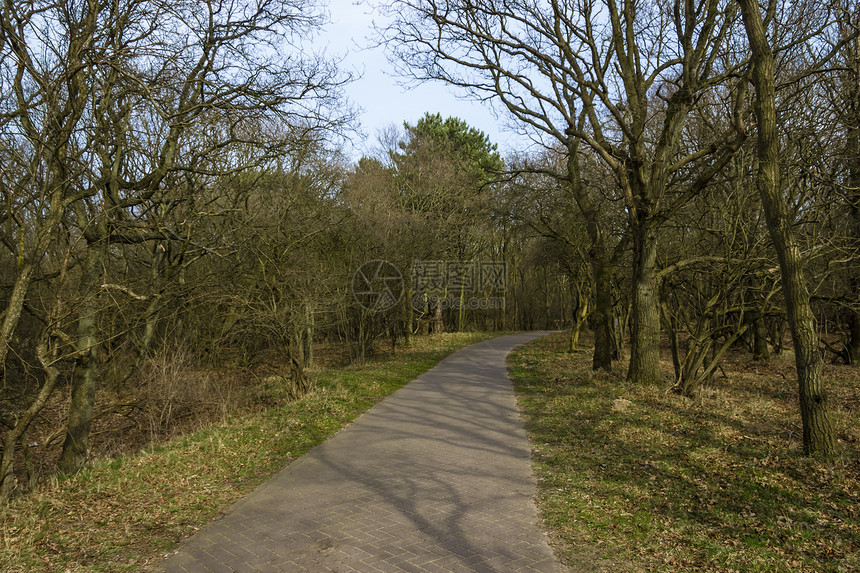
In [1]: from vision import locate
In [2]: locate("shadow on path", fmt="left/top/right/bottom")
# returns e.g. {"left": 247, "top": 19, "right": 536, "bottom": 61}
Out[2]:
{"left": 151, "top": 333, "right": 566, "bottom": 573}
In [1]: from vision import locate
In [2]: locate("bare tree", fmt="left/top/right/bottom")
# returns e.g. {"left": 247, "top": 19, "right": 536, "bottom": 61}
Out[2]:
{"left": 822, "top": 4, "right": 860, "bottom": 364}
{"left": 381, "top": 0, "right": 748, "bottom": 382}
{"left": 504, "top": 147, "right": 626, "bottom": 367}
{"left": 1, "top": 0, "right": 351, "bottom": 479}
{"left": 735, "top": 0, "right": 841, "bottom": 456}
{"left": 845, "top": 9, "right": 860, "bottom": 364}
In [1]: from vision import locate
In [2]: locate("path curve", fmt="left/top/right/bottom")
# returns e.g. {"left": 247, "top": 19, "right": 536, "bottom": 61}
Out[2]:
{"left": 152, "top": 332, "right": 566, "bottom": 572}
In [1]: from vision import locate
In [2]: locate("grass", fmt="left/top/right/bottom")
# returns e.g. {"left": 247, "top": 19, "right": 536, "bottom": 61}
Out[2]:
{"left": 0, "top": 331, "right": 496, "bottom": 572}
{"left": 510, "top": 332, "right": 860, "bottom": 572}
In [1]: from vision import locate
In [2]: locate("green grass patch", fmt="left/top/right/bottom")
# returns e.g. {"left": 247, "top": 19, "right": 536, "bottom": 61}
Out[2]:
{"left": 510, "top": 332, "right": 860, "bottom": 572}
{"left": 0, "top": 332, "right": 496, "bottom": 572}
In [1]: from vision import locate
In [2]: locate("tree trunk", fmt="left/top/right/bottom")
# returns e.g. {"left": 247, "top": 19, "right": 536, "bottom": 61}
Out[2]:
{"left": 303, "top": 300, "right": 314, "bottom": 368}
{"left": 566, "top": 144, "right": 614, "bottom": 371}
{"left": 434, "top": 298, "right": 444, "bottom": 334}
{"left": 676, "top": 325, "right": 747, "bottom": 397}
{"left": 139, "top": 295, "right": 161, "bottom": 359}
{"left": 613, "top": 305, "right": 628, "bottom": 363}
{"left": 294, "top": 331, "right": 305, "bottom": 366}
{"left": 57, "top": 239, "right": 105, "bottom": 475}
{"left": 627, "top": 219, "right": 661, "bottom": 384}
{"left": 662, "top": 302, "right": 681, "bottom": 382}
{"left": 0, "top": 265, "right": 35, "bottom": 377}
{"left": 590, "top": 255, "right": 615, "bottom": 370}
{"left": 768, "top": 316, "right": 786, "bottom": 354}
{"left": 458, "top": 282, "right": 467, "bottom": 332}
{"left": 752, "top": 313, "right": 770, "bottom": 360}
{"left": 569, "top": 283, "right": 588, "bottom": 352}
{"left": 0, "top": 193, "right": 66, "bottom": 376}
{"left": 0, "top": 339, "right": 61, "bottom": 499}
{"left": 404, "top": 284, "right": 414, "bottom": 344}
{"left": 849, "top": 311, "right": 860, "bottom": 365}
{"left": 738, "top": 0, "right": 836, "bottom": 456}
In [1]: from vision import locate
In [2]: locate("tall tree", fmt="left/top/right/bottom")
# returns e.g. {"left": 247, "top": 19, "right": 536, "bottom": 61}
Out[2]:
{"left": 0, "top": 0, "right": 349, "bottom": 477}
{"left": 736, "top": 0, "right": 836, "bottom": 456}
{"left": 831, "top": 5, "right": 860, "bottom": 363}
{"left": 391, "top": 113, "right": 503, "bottom": 332}
{"left": 505, "top": 146, "right": 625, "bottom": 369}
{"left": 382, "top": 0, "right": 748, "bottom": 382}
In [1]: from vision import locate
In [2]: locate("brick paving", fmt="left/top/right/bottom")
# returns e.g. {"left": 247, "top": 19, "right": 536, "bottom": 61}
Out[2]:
{"left": 150, "top": 333, "right": 566, "bottom": 572}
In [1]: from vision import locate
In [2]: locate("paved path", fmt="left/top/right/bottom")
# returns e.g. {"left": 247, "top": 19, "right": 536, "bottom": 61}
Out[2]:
{"left": 152, "top": 333, "right": 566, "bottom": 572}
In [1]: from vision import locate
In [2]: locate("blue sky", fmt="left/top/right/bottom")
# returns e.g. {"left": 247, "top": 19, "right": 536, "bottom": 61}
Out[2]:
{"left": 318, "top": 1, "right": 527, "bottom": 160}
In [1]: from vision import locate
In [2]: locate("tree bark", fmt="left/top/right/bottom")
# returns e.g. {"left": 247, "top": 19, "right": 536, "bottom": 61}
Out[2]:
{"left": 627, "top": 217, "right": 661, "bottom": 384}
{"left": 569, "top": 281, "right": 588, "bottom": 352}
{"left": 458, "top": 282, "right": 467, "bottom": 332}
{"left": 566, "top": 144, "right": 614, "bottom": 371}
{"left": 404, "top": 283, "right": 414, "bottom": 344}
{"left": 0, "top": 339, "right": 61, "bottom": 499}
{"left": 738, "top": 0, "right": 835, "bottom": 456}
{"left": 0, "top": 188, "right": 67, "bottom": 378}
{"left": 57, "top": 238, "right": 106, "bottom": 474}
{"left": 303, "top": 300, "right": 314, "bottom": 368}
{"left": 434, "top": 298, "right": 444, "bottom": 334}
{"left": 0, "top": 265, "right": 36, "bottom": 376}
{"left": 849, "top": 311, "right": 860, "bottom": 365}
{"left": 590, "top": 254, "right": 615, "bottom": 370}
{"left": 752, "top": 313, "right": 770, "bottom": 360}
{"left": 662, "top": 302, "right": 682, "bottom": 381}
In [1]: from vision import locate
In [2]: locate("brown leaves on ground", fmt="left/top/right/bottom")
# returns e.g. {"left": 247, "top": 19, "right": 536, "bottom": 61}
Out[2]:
{"left": 511, "top": 332, "right": 860, "bottom": 573}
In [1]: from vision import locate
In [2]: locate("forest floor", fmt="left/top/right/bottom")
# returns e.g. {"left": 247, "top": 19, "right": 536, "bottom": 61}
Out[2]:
{"left": 510, "top": 332, "right": 860, "bottom": 572}
{"left": 0, "top": 332, "right": 496, "bottom": 572}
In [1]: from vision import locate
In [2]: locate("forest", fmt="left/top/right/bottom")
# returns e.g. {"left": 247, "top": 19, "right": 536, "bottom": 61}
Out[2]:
{"left": 1, "top": 0, "right": 858, "bottom": 505}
